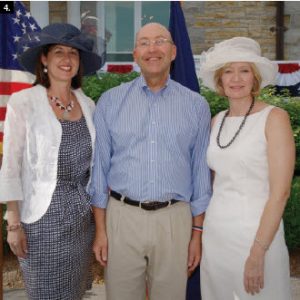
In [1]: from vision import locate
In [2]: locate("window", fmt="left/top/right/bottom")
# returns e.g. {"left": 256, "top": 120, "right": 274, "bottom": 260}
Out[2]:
{"left": 142, "top": 2, "right": 169, "bottom": 27}
{"left": 80, "top": 1, "right": 170, "bottom": 62}
{"left": 105, "top": 2, "right": 135, "bottom": 61}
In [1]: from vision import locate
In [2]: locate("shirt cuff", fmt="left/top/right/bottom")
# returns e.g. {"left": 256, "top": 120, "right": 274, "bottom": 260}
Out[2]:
{"left": 90, "top": 193, "right": 109, "bottom": 209}
{"left": 190, "top": 192, "right": 211, "bottom": 217}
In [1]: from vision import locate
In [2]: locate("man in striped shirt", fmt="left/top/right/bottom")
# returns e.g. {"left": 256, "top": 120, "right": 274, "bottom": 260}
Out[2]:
{"left": 90, "top": 22, "right": 212, "bottom": 300}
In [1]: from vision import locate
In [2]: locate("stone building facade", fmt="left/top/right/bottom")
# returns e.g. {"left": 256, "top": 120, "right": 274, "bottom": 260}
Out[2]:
{"left": 24, "top": 1, "right": 300, "bottom": 61}
{"left": 285, "top": 2, "right": 300, "bottom": 60}
{"left": 183, "top": 1, "right": 299, "bottom": 61}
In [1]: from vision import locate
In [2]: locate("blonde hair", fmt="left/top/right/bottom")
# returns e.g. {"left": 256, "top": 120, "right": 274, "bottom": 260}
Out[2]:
{"left": 214, "top": 63, "right": 262, "bottom": 98}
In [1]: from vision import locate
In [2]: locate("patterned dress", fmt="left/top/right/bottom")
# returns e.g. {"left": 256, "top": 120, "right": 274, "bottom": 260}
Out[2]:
{"left": 19, "top": 116, "right": 95, "bottom": 300}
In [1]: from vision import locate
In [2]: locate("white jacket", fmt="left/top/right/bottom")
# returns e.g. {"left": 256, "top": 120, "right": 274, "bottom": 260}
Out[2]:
{"left": 0, "top": 85, "right": 96, "bottom": 223}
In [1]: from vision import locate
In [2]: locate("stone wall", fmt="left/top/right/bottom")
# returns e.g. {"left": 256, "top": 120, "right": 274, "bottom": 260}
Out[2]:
{"left": 183, "top": 1, "right": 299, "bottom": 61}
{"left": 285, "top": 2, "right": 300, "bottom": 60}
{"left": 24, "top": 1, "right": 67, "bottom": 24}
{"left": 49, "top": 1, "right": 67, "bottom": 24}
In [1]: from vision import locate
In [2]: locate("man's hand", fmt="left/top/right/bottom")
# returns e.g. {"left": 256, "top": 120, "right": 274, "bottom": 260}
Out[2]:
{"left": 93, "top": 231, "right": 108, "bottom": 267}
{"left": 187, "top": 235, "right": 201, "bottom": 276}
{"left": 92, "top": 207, "right": 108, "bottom": 266}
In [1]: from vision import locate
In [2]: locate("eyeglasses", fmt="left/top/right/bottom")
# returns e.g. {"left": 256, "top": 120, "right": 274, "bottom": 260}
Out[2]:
{"left": 136, "top": 38, "right": 173, "bottom": 48}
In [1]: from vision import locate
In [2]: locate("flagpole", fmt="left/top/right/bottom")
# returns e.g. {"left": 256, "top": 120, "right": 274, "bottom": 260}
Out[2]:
{"left": 0, "top": 154, "right": 3, "bottom": 300}
{"left": 0, "top": 207, "right": 3, "bottom": 300}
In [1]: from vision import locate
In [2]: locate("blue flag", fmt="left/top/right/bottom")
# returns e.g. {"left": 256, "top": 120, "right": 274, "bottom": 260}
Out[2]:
{"left": 169, "top": 1, "right": 200, "bottom": 93}
{"left": 169, "top": 3, "right": 201, "bottom": 299}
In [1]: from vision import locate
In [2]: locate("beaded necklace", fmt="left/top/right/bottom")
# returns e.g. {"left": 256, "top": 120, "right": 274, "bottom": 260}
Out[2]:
{"left": 216, "top": 98, "right": 255, "bottom": 149}
{"left": 48, "top": 91, "right": 74, "bottom": 120}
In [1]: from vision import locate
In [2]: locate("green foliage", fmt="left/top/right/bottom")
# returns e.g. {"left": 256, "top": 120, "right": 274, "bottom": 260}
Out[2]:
{"left": 261, "top": 88, "right": 300, "bottom": 175}
{"left": 284, "top": 176, "right": 300, "bottom": 250}
{"left": 200, "top": 86, "right": 228, "bottom": 116}
{"left": 82, "top": 72, "right": 140, "bottom": 102}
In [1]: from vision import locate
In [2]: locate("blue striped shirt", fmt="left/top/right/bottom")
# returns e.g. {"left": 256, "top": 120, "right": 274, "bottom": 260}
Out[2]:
{"left": 89, "top": 76, "right": 212, "bottom": 216}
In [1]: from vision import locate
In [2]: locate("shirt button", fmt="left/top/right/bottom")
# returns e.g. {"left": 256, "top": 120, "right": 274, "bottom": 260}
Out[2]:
{"left": 151, "top": 140, "right": 155, "bottom": 144}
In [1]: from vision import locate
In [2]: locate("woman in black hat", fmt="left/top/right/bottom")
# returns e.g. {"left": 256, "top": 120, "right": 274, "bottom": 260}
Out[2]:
{"left": 0, "top": 23, "right": 103, "bottom": 299}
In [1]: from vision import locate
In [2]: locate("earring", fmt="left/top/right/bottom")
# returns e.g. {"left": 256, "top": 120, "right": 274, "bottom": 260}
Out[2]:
{"left": 43, "top": 66, "right": 48, "bottom": 73}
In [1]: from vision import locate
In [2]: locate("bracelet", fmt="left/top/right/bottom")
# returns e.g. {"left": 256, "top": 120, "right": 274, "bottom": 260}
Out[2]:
{"left": 6, "top": 223, "right": 23, "bottom": 232}
{"left": 254, "top": 238, "right": 269, "bottom": 251}
{"left": 192, "top": 226, "right": 203, "bottom": 232}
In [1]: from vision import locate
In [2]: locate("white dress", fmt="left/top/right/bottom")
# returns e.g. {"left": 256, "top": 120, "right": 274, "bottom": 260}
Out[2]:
{"left": 201, "top": 106, "right": 291, "bottom": 300}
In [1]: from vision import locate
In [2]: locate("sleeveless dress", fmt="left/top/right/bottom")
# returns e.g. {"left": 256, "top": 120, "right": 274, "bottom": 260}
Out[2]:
{"left": 19, "top": 116, "right": 95, "bottom": 300}
{"left": 201, "top": 106, "right": 291, "bottom": 300}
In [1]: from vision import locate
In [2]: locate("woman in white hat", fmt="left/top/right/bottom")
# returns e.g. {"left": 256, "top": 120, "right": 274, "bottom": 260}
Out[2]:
{"left": 0, "top": 23, "right": 103, "bottom": 299}
{"left": 199, "top": 37, "right": 295, "bottom": 299}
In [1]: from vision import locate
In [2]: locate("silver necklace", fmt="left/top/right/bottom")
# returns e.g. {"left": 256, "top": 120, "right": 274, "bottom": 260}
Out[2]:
{"left": 48, "top": 91, "right": 74, "bottom": 120}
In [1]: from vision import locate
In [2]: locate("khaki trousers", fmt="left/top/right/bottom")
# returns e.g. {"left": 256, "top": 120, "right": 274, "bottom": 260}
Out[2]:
{"left": 105, "top": 197, "right": 192, "bottom": 300}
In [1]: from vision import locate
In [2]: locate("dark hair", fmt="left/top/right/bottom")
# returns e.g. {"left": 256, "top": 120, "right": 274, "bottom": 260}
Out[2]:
{"left": 33, "top": 44, "right": 83, "bottom": 89}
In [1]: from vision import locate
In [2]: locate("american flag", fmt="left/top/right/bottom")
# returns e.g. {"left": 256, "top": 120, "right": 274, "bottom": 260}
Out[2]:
{"left": 0, "top": 1, "right": 41, "bottom": 154}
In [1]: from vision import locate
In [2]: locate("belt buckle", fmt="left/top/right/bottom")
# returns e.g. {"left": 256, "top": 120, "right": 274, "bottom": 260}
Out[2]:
{"left": 140, "top": 200, "right": 150, "bottom": 209}
{"left": 141, "top": 201, "right": 168, "bottom": 211}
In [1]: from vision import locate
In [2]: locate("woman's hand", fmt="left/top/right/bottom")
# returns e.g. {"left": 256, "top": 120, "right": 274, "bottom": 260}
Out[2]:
{"left": 7, "top": 227, "right": 28, "bottom": 258}
{"left": 243, "top": 245, "right": 266, "bottom": 295}
{"left": 6, "top": 202, "right": 27, "bottom": 258}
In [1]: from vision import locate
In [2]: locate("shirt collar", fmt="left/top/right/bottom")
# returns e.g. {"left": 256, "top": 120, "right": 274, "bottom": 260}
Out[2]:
{"left": 139, "top": 75, "right": 172, "bottom": 97}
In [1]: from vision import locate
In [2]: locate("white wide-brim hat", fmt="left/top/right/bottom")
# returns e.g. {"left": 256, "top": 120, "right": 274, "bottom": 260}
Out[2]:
{"left": 199, "top": 37, "right": 278, "bottom": 91}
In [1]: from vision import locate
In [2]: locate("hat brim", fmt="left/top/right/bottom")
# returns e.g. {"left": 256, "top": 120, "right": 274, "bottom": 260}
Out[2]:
{"left": 199, "top": 53, "right": 278, "bottom": 91}
{"left": 18, "top": 43, "right": 103, "bottom": 76}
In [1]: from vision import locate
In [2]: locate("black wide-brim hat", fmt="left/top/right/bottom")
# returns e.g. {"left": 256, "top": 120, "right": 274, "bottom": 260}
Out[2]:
{"left": 18, "top": 23, "right": 104, "bottom": 75}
